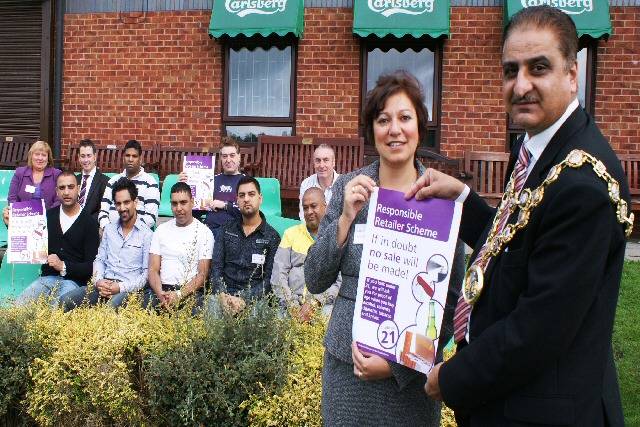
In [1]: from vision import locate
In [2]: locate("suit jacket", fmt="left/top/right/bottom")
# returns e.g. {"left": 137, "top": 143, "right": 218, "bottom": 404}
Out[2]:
{"left": 439, "top": 107, "right": 627, "bottom": 427}
{"left": 42, "top": 206, "right": 100, "bottom": 285}
{"left": 77, "top": 169, "right": 109, "bottom": 221}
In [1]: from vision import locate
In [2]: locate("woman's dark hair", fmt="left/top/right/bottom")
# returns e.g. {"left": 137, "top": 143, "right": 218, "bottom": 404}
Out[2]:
{"left": 362, "top": 70, "right": 429, "bottom": 147}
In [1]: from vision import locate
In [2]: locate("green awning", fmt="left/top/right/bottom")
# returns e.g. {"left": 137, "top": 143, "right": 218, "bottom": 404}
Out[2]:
{"left": 209, "top": 0, "right": 304, "bottom": 38}
{"left": 352, "top": 0, "right": 450, "bottom": 38}
{"left": 504, "top": 0, "right": 612, "bottom": 39}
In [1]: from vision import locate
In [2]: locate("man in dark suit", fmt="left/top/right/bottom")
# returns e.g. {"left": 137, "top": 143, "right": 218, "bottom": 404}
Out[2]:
{"left": 409, "top": 6, "right": 630, "bottom": 426}
{"left": 76, "top": 139, "right": 109, "bottom": 221}
{"left": 15, "top": 171, "right": 100, "bottom": 305}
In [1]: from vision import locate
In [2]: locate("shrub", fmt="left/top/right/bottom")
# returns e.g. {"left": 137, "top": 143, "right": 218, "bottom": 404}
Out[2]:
{"left": 143, "top": 297, "right": 292, "bottom": 426}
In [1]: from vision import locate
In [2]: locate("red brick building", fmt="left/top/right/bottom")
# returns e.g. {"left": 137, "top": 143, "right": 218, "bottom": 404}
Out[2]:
{"left": 1, "top": 0, "right": 638, "bottom": 162}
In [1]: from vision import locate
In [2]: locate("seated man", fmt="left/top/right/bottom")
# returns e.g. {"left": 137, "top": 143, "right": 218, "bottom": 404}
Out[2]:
{"left": 272, "top": 187, "right": 340, "bottom": 319}
{"left": 179, "top": 137, "right": 244, "bottom": 240}
{"left": 99, "top": 139, "right": 159, "bottom": 232}
{"left": 76, "top": 138, "right": 109, "bottom": 221}
{"left": 143, "top": 182, "right": 213, "bottom": 311}
{"left": 210, "top": 176, "right": 280, "bottom": 311}
{"left": 298, "top": 144, "right": 340, "bottom": 220}
{"left": 61, "top": 177, "right": 153, "bottom": 310}
{"left": 15, "top": 171, "right": 99, "bottom": 305}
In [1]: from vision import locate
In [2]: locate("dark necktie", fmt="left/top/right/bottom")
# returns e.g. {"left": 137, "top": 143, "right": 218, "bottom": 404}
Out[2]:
{"left": 79, "top": 174, "right": 89, "bottom": 207}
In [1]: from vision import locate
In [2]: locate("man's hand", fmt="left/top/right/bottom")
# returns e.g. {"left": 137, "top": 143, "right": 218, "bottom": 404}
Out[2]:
{"left": 351, "top": 341, "right": 392, "bottom": 381}
{"left": 2, "top": 206, "right": 9, "bottom": 225}
{"left": 162, "top": 291, "right": 181, "bottom": 308}
{"left": 47, "top": 254, "right": 64, "bottom": 272}
{"left": 425, "top": 362, "right": 443, "bottom": 401}
{"left": 295, "top": 302, "right": 316, "bottom": 322}
{"left": 405, "top": 168, "right": 465, "bottom": 201}
{"left": 209, "top": 199, "right": 226, "bottom": 211}
{"left": 178, "top": 171, "right": 188, "bottom": 183}
{"left": 96, "top": 279, "right": 120, "bottom": 297}
{"left": 219, "top": 293, "right": 246, "bottom": 315}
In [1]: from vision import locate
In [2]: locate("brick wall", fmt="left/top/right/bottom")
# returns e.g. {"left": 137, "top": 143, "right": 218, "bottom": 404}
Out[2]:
{"left": 596, "top": 7, "right": 640, "bottom": 154}
{"left": 62, "top": 7, "right": 640, "bottom": 159}
{"left": 296, "top": 8, "right": 360, "bottom": 138}
{"left": 440, "top": 7, "right": 505, "bottom": 159}
{"left": 62, "top": 11, "right": 222, "bottom": 156}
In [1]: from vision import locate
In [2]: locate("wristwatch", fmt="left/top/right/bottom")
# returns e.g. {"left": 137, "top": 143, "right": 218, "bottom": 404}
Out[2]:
{"left": 175, "top": 289, "right": 183, "bottom": 300}
{"left": 60, "top": 262, "right": 67, "bottom": 277}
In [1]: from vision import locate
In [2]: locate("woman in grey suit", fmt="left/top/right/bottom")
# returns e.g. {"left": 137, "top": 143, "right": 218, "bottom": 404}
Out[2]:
{"left": 305, "top": 71, "right": 465, "bottom": 426}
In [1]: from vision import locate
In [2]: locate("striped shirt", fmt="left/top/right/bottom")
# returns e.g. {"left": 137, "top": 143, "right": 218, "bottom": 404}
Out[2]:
{"left": 98, "top": 167, "right": 160, "bottom": 229}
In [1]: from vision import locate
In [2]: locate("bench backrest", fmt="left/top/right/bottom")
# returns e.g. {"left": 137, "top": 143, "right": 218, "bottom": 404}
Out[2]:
{"left": 0, "top": 137, "right": 34, "bottom": 169}
{"left": 156, "top": 146, "right": 213, "bottom": 179}
{"left": 464, "top": 151, "right": 511, "bottom": 205}
{"left": 255, "top": 136, "right": 364, "bottom": 198}
{"left": 619, "top": 154, "right": 640, "bottom": 197}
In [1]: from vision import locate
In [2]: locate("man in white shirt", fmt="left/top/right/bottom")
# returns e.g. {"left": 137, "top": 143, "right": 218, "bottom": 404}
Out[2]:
{"left": 143, "top": 181, "right": 213, "bottom": 312}
{"left": 298, "top": 144, "right": 340, "bottom": 220}
{"left": 76, "top": 139, "right": 109, "bottom": 221}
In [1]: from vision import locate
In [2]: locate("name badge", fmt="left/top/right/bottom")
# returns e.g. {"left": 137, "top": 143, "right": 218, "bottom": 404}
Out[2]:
{"left": 353, "top": 223, "right": 366, "bottom": 245}
{"left": 25, "top": 185, "right": 36, "bottom": 194}
{"left": 252, "top": 254, "right": 266, "bottom": 265}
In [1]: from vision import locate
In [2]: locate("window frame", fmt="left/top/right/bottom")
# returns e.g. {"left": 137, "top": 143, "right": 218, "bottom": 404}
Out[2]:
{"left": 359, "top": 35, "right": 444, "bottom": 154}
{"left": 506, "top": 38, "right": 598, "bottom": 149}
{"left": 222, "top": 34, "right": 298, "bottom": 139}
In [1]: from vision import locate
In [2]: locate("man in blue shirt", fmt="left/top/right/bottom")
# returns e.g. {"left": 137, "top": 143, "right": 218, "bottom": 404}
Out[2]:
{"left": 61, "top": 177, "right": 153, "bottom": 310}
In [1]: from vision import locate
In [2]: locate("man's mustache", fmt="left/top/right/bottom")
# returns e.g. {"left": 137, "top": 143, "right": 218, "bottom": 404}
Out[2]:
{"left": 511, "top": 95, "right": 539, "bottom": 105}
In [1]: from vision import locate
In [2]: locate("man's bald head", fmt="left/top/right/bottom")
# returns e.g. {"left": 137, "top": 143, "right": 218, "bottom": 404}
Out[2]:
{"left": 302, "top": 187, "right": 327, "bottom": 233}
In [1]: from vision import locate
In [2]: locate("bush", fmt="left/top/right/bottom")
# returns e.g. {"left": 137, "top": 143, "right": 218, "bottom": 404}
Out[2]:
{"left": 143, "top": 297, "right": 292, "bottom": 426}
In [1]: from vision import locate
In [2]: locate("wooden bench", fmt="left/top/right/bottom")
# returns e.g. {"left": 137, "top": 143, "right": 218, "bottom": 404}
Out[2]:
{"left": 155, "top": 145, "right": 256, "bottom": 179}
{"left": 66, "top": 144, "right": 158, "bottom": 174}
{"left": 0, "top": 136, "right": 35, "bottom": 168}
{"left": 619, "top": 154, "right": 640, "bottom": 217}
{"left": 251, "top": 136, "right": 364, "bottom": 199}
{"left": 463, "top": 151, "right": 511, "bottom": 206}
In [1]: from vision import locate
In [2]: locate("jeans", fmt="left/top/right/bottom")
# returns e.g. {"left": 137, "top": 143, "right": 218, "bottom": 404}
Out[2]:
{"left": 60, "top": 286, "right": 131, "bottom": 311}
{"left": 15, "top": 276, "right": 81, "bottom": 306}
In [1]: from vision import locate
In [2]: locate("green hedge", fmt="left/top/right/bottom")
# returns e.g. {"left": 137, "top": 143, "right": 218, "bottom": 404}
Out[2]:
{"left": 0, "top": 298, "right": 457, "bottom": 427}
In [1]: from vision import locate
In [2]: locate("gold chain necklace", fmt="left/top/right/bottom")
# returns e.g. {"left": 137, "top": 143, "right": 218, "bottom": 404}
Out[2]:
{"left": 463, "top": 149, "right": 635, "bottom": 305}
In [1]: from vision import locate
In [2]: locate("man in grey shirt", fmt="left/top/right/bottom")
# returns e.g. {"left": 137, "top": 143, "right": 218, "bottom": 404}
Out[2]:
{"left": 61, "top": 177, "right": 152, "bottom": 310}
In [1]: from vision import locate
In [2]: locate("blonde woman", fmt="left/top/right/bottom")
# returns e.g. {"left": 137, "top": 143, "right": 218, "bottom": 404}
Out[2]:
{"left": 3, "top": 140, "right": 61, "bottom": 224}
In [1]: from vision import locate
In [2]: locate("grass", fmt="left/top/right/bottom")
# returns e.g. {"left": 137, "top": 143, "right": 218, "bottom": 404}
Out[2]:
{"left": 614, "top": 261, "right": 640, "bottom": 427}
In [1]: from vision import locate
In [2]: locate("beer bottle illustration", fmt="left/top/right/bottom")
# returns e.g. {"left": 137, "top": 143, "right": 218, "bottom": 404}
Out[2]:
{"left": 426, "top": 301, "right": 438, "bottom": 340}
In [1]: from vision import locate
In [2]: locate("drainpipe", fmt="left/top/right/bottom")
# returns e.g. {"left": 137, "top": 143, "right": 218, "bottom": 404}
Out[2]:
{"left": 52, "top": 0, "right": 65, "bottom": 163}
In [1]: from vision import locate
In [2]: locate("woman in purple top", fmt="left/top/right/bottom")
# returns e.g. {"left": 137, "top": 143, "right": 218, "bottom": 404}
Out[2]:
{"left": 3, "top": 140, "right": 61, "bottom": 224}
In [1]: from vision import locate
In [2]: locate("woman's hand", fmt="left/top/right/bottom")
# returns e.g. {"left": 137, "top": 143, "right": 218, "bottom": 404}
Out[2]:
{"left": 405, "top": 168, "right": 465, "bottom": 201}
{"left": 2, "top": 206, "right": 9, "bottom": 225}
{"left": 342, "top": 175, "right": 376, "bottom": 223}
{"left": 337, "top": 176, "right": 375, "bottom": 247}
{"left": 351, "top": 341, "right": 392, "bottom": 381}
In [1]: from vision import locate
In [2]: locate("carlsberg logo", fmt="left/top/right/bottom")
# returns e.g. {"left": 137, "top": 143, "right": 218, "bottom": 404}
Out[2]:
{"left": 368, "top": 0, "right": 434, "bottom": 17}
{"left": 225, "top": 0, "right": 287, "bottom": 17}
{"left": 520, "top": 0, "right": 593, "bottom": 14}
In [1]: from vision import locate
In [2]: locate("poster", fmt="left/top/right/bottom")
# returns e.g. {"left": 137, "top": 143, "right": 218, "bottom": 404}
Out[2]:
{"left": 7, "top": 199, "right": 48, "bottom": 264}
{"left": 352, "top": 188, "right": 462, "bottom": 374}
{"left": 183, "top": 155, "right": 216, "bottom": 209}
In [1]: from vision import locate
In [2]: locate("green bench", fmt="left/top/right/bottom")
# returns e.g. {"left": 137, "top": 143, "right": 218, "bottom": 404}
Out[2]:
{"left": 265, "top": 215, "right": 300, "bottom": 238}
{"left": 0, "top": 255, "right": 42, "bottom": 304}
{"left": 158, "top": 174, "right": 179, "bottom": 217}
{"left": 0, "top": 170, "right": 15, "bottom": 247}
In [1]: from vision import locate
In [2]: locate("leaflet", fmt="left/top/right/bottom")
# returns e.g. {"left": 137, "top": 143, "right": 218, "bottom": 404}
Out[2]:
{"left": 7, "top": 199, "right": 48, "bottom": 264}
{"left": 352, "top": 187, "right": 462, "bottom": 374}
{"left": 183, "top": 155, "right": 216, "bottom": 209}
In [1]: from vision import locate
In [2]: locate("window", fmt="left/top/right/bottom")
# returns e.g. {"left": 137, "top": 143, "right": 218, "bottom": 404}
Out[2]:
{"left": 223, "top": 36, "right": 297, "bottom": 143}
{"left": 507, "top": 39, "right": 598, "bottom": 149}
{"left": 361, "top": 36, "right": 443, "bottom": 152}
